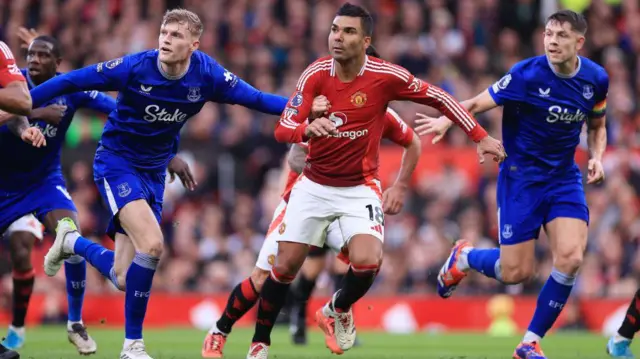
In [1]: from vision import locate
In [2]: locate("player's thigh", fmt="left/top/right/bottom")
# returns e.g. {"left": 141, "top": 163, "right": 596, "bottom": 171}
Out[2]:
{"left": 497, "top": 173, "right": 545, "bottom": 282}
{"left": 118, "top": 199, "right": 164, "bottom": 256}
{"left": 5, "top": 215, "right": 40, "bottom": 271}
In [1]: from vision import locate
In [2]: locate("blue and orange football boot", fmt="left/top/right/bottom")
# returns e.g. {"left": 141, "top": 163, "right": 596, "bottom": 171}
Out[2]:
{"left": 437, "top": 240, "right": 471, "bottom": 298}
{"left": 513, "top": 341, "right": 547, "bottom": 359}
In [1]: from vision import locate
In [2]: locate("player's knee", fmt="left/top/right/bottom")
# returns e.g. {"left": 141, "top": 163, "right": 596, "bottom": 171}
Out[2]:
{"left": 347, "top": 240, "right": 382, "bottom": 268}
{"left": 11, "top": 243, "right": 33, "bottom": 273}
{"left": 554, "top": 249, "right": 584, "bottom": 276}
{"left": 250, "top": 269, "right": 269, "bottom": 292}
{"left": 137, "top": 237, "right": 164, "bottom": 257}
{"left": 500, "top": 263, "right": 534, "bottom": 284}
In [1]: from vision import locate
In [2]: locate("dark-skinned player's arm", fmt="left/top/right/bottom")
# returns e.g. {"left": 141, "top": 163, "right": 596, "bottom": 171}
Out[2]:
{"left": 0, "top": 41, "right": 31, "bottom": 117}
{"left": 274, "top": 61, "right": 335, "bottom": 143}
{"left": 388, "top": 64, "right": 506, "bottom": 163}
{"left": 381, "top": 108, "right": 421, "bottom": 215}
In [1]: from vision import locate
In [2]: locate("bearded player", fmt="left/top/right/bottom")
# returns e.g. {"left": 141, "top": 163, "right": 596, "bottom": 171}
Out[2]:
{"left": 28, "top": 8, "right": 288, "bottom": 359}
{"left": 415, "top": 10, "right": 608, "bottom": 359}
{"left": 202, "top": 96, "right": 420, "bottom": 358}
{"left": 244, "top": 3, "right": 505, "bottom": 358}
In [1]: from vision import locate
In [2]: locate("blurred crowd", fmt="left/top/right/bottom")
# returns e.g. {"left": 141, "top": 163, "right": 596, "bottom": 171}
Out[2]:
{"left": 1, "top": 0, "right": 640, "bottom": 303}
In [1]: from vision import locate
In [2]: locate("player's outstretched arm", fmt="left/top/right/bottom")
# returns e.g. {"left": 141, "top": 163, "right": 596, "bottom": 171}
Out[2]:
{"left": 30, "top": 57, "right": 130, "bottom": 108}
{"left": 79, "top": 90, "right": 117, "bottom": 115}
{"left": 6, "top": 116, "right": 46, "bottom": 147}
{"left": 0, "top": 81, "right": 31, "bottom": 116}
{"left": 415, "top": 90, "right": 499, "bottom": 142}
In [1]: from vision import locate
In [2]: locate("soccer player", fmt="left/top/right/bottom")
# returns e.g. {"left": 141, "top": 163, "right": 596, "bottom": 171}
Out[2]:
{"left": 0, "top": 38, "right": 46, "bottom": 359}
{"left": 245, "top": 3, "right": 505, "bottom": 358}
{"left": 415, "top": 10, "right": 607, "bottom": 359}
{"left": 0, "top": 34, "right": 117, "bottom": 354}
{"left": 29, "top": 9, "right": 287, "bottom": 359}
{"left": 606, "top": 289, "right": 640, "bottom": 358}
{"left": 201, "top": 101, "right": 420, "bottom": 358}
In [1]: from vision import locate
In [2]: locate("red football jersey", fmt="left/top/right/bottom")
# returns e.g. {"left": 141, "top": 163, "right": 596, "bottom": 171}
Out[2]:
{"left": 280, "top": 108, "right": 414, "bottom": 199}
{"left": 0, "top": 42, "right": 25, "bottom": 87}
{"left": 275, "top": 56, "right": 486, "bottom": 187}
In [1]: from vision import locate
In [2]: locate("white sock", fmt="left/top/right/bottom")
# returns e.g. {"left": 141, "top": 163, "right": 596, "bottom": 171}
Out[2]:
{"left": 456, "top": 247, "right": 471, "bottom": 271}
{"left": 63, "top": 231, "right": 80, "bottom": 253}
{"left": 523, "top": 331, "right": 542, "bottom": 343}
{"left": 8, "top": 325, "right": 25, "bottom": 336}
{"left": 615, "top": 334, "right": 633, "bottom": 343}
{"left": 67, "top": 320, "right": 82, "bottom": 331}
{"left": 124, "top": 338, "right": 143, "bottom": 349}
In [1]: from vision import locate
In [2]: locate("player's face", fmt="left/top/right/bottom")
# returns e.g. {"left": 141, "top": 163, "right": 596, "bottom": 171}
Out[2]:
{"left": 26, "top": 40, "right": 60, "bottom": 81}
{"left": 329, "top": 16, "right": 371, "bottom": 61}
{"left": 544, "top": 20, "right": 585, "bottom": 65}
{"left": 158, "top": 22, "right": 199, "bottom": 64}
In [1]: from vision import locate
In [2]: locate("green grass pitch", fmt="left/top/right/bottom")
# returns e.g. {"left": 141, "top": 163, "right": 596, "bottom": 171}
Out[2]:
{"left": 15, "top": 326, "right": 622, "bottom": 359}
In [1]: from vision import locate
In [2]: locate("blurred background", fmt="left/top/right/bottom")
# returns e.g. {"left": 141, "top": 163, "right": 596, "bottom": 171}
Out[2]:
{"left": 0, "top": 0, "right": 638, "bottom": 332}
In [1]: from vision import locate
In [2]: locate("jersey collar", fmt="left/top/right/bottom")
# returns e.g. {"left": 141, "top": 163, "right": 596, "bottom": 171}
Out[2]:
{"left": 156, "top": 52, "right": 190, "bottom": 80}
{"left": 546, "top": 55, "right": 581, "bottom": 79}
{"left": 330, "top": 55, "right": 369, "bottom": 77}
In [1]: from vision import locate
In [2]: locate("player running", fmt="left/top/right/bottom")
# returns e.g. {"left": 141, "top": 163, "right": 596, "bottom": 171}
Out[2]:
{"left": 0, "top": 34, "right": 116, "bottom": 354}
{"left": 245, "top": 3, "right": 504, "bottom": 358}
{"left": 415, "top": 10, "right": 608, "bottom": 359}
{"left": 202, "top": 98, "right": 420, "bottom": 358}
{"left": 27, "top": 8, "right": 287, "bottom": 359}
{"left": 606, "top": 288, "right": 640, "bottom": 358}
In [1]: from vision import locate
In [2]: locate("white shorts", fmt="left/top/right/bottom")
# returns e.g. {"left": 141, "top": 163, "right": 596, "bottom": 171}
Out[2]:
{"left": 277, "top": 176, "right": 384, "bottom": 247}
{"left": 255, "top": 198, "right": 350, "bottom": 271}
{"left": 3, "top": 214, "right": 44, "bottom": 240}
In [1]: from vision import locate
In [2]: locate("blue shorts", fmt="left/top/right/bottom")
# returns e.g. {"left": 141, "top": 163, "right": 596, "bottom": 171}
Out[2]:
{"left": 0, "top": 174, "right": 76, "bottom": 234}
{"left": 93, "top": 150, "right": 166, "bottom": 238}
{"left": 497, "top": 171, "right": 589, "bottom": 245}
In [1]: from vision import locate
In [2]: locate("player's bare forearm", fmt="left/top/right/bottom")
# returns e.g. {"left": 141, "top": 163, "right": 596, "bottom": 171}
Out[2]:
{"left": 0, "top": 82, "right": 32, "bottom": 116}
{"left": 6, "top": 116, "right": 30, "bottom": 136}
{"left": 286, "top": 144, "right": 308, "bottom": 174}
{"left": 394, "top": 132, "right": 421, "bottom": 187}
{"left": 588, "top": 116, "right": 607, "bottom": 161}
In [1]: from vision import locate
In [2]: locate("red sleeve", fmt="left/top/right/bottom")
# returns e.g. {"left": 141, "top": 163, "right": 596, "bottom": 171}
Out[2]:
{"left": 274, "top": 59, "right": 330, "bottom": 143}
{"left": 382, "top": 108, "right": 413, "bottom": 147}
{"left": 386, "top": 63, "right": 487, "bottom": 142}
{"left": 0, "top": 42, "right": 25, "bottom": 87}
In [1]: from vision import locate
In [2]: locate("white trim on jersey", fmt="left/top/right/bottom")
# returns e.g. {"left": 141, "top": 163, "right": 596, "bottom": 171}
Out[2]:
{"left": 103, "top": 179, "right": 120, "bottom": 215}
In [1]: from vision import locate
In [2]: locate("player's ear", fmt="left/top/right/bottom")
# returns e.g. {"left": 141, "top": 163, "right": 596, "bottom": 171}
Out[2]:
{"left": 191, "top": 39, "right": 200, "bottom": 52}
{"left": 575, "top": 35, "right": 585, "bottom": 51}
{"left": 363, "top": 36, "right": 371, "bottom": 48}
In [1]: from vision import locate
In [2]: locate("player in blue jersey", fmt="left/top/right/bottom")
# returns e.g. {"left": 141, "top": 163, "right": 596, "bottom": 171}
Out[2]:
{"left": 415, "top": 10, "right": 607, "bottom": 359}
{"left": 0, "top": 34, "right": 116, "bottom": 354}
{"left": 28, "top": 8, "right": 287, "bottom": 359}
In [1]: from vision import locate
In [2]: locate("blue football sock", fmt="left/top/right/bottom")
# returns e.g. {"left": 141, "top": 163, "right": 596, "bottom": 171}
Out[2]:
{"left": 73, "top": 235, "right": 114, "bottom": 280}
{"left": 125, "top": 252, "right": 159, "bottom": 340}
{"left": 64, "top": 256, "right": 86, "bottom": 322}
{"left": 467, "top": 248, "right": 502, "bottom": 281}
{"left": 527, "top": 268, "right": 575, "bottom": 339}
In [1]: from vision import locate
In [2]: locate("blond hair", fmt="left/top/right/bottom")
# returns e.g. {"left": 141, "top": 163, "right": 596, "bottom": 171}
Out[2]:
{"left": 162, "top": 8, "right": 203, "bottom": 38}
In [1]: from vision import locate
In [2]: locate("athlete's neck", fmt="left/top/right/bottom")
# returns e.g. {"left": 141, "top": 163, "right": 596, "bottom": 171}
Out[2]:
{"left": 334, "top": 53, "right": 365, "bottom": 82}
{"left": 160, "top": 59, "right": 190, "bottom": 78}
{"left": 553, "top": 56, "right": 579, "bottom": 76}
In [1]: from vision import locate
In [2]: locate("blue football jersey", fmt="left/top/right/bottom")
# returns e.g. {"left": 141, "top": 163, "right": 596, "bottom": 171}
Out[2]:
{"left": 488, "top": 55, "right": 609, "bottom": 181}
{"left": 0, "top": 70, "right": 115, "bottom": 190}
{"left": 30, "top": 50, "right": 288, "bottom": 171}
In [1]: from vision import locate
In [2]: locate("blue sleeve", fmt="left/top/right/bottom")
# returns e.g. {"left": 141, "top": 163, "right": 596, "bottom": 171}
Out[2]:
{"left": 30, "top": 56, "right": 131, "bottom": 108}
{"left": 208, "top": 59, "right": 287, "bottom": 115}
{"left": 76, "top": 90, "right": 116, "bottom": 114}
{"left": 487, "top": 64, "right": 527, "bottom": 105}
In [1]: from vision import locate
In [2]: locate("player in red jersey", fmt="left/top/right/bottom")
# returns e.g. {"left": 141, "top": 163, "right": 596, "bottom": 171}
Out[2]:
{"left": 202, "top": 98, "right": 420, "bottom": 358}
{"left": 244, "top": 3, "right": 505, "bottom": 358}
{"left": 0, "top": 40, "right": 43, "bottom": 359}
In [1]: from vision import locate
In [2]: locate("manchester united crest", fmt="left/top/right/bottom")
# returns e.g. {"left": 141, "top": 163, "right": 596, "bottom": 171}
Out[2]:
{"left": 279, "top": 222, "right": 286, "bottom": 235}
{"left": 268, "top": 255, "right": 275, "bottom": 265}
{"left": 351, "top": 91, "right": 367, "bottom": 107}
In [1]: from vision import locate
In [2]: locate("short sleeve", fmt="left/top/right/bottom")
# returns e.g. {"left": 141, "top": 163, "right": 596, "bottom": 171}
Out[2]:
{"left": 488, "top": 64, "right": 527, "bottom": 105}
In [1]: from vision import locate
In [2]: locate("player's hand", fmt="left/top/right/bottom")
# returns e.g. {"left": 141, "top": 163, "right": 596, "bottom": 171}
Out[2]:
{"left": 587, "top": 158, "right": 605, "bottom": 184}
{"left": 311, "top": 95, "right": 330, "bottom": 119}
{"left": 382, "top": 183, "right": 407, "bottom": 215}
{"left": 305, "top": 117, "right": 337, "bottom": 138}
{"left": 21, "top": 127, "right": 46, "bottom": 148}
{"left": 17, "top": 27, "right": 39, "bottom": 49}
{"left": 168, "top": 156, "right": 197, "bottom": 191}
{"left": 476, "top": 135, "right": 506, "bottom": 164}
{"left": 414, "top": 114, "right": 453, "bottom": 144}
{"left": 31, "top": 104, "right": 66, "bottom": 125}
